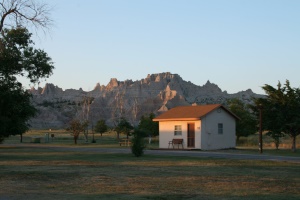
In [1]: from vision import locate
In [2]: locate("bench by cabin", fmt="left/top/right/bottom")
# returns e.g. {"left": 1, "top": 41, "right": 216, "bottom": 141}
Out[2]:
{"left": 168, "top": 138, "right": 184, "bottom": 149}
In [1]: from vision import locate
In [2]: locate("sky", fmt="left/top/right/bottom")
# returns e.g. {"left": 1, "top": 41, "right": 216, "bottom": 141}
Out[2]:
{"left": 22, "top": 0, "right": 300, "bottom": 94}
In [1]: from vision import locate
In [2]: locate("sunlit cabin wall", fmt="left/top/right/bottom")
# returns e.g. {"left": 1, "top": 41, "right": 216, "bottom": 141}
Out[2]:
{"left": 158, "top": 120, "right": 201, "bottom": 149}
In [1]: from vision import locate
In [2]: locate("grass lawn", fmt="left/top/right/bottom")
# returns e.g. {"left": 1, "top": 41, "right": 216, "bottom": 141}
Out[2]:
{"left": 0, "top": 145, "right": 300, "bottom": 200}
{"left": 1, "top": 130, "right": 300, "bottom": 199}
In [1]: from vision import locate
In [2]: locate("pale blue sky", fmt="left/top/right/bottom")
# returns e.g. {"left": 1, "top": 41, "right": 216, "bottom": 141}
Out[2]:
{"left": 24, "top": 0, "right": 300, "bottom": 94}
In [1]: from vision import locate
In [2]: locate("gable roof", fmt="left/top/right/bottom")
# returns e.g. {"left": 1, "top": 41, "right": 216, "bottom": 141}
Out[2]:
{"left": 153, "top": 104, "right": 239, "bottom": 121}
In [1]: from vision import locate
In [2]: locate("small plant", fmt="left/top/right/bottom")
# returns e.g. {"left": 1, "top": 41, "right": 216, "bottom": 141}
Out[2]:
{"left": 131, "top": 129, "right": 146, "bottom": 157}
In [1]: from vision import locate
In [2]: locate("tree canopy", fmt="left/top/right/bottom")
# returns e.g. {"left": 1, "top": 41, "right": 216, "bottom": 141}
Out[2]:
{"left": 0, "top": 80, "right": 36, "bottom": 140}
{"left": 138, "top": 113, "right": 159, "bottom": 137}
{"left": 0, "top": 28, "right": 53, "bottom": 82}
{"left": 226, "top": 98, "right": 256, "bottom": 141}
{"left": 0, "top": 1, "right": 53, "bottom": 141}
{"left": 0, "top": 27, "right": 53, "bottom": 139}
{"left": 115, "top": 118, "right": 133, "bottom": 139}
{"left": 254, "top": 80, "right": 300, "bottom": 152}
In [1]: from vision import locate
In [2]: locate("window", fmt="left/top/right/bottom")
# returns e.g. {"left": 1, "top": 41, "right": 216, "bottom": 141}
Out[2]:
{"left": 218, "top": 123, "right": 223, "bottom": 134}
{"left": 174, "top": 125, "right": 182, "bottom": 136}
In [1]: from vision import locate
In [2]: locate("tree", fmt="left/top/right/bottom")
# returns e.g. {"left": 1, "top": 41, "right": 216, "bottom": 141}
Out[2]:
{"left": 0, "top": 0, "right": 53, "bottom": 141}
{"left": 0, "top": 80, "right": 36, "bottom": 142}
{"left": 115, "top": 118, "right": 133, "bottom": 139}
{"left": 80, "top": 96, "right": 94, "bottom": 142}
{"left": 226, "top": 98, "right": 256, "bottom": 141}
{"left": 138, "top": 113, "right": 159, "bottom": 137}
{"left": 95, "top": 119, "right": 108, "bottom": 137}
{"left": 255, "top": 80, "right": 300, "bottom": 152}
{"left": 0, "top": 27, "right": 53, "bottom": 140}
{"left": 81, "top": 120, "right": 89, "bottom": 143}
{"left": 67, "top": 119, "right": 84, "bottom": 144}
{"left": 0, "top": 0, "right": 52, "bottom": 32}
{"left": 266, "top": 131, "right": 284, "bottom": 150}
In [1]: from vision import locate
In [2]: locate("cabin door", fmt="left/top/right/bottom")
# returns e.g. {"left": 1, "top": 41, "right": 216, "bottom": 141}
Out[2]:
{"left": 187, "top": 123, "right": 195, "bottom": 148}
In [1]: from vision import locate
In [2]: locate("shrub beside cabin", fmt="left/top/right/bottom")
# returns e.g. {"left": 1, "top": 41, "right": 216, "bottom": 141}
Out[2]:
{"left": 153, "top": 104, "right": 239, "bottom": 150}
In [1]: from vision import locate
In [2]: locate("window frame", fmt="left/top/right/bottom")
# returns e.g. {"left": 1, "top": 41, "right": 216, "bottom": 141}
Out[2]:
{"left": 218, "top": 123, "right": 223, "bottom": 134}
{"left": 174, "top": 125, "right": 182, "bottom": 136}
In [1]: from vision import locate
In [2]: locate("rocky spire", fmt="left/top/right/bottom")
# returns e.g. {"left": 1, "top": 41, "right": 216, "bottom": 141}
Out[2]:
{"left": 41, "top": 83, "right": 63, "bottom": 95}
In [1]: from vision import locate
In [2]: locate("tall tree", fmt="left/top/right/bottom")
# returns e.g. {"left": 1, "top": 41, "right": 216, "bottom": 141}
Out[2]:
{"left": 255, "top": 80, "right": 300, "bottom": 152}
{"left": 0, "top": 0, "right": 53, "bottom": 141}
{"left": 227, "top": 98, "right": 256, "bottom": 141}
{"left": 0, "top": 28, "right": 53, "bottom": 140}
{"left": 138, "top": 113, "right": 159, "bottom": 137}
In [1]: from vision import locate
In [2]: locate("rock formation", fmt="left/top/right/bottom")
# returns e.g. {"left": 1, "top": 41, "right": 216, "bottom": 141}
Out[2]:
{"left": 29, "top": 72, "right": 263, "bottom": 129}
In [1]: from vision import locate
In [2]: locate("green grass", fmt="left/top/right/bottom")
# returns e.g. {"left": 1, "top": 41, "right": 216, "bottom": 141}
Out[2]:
{"left": 0, "top": 146, "right": 299, "bottom": 200}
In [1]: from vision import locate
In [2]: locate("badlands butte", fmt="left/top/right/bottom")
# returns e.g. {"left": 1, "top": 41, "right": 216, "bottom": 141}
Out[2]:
{"left": 29, "top": 72, "right": 263, "bottom": 129}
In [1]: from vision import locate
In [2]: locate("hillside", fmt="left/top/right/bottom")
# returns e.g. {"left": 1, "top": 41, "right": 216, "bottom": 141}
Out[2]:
{"left": 29, "top": 72, "right": 263, "bottom": 129}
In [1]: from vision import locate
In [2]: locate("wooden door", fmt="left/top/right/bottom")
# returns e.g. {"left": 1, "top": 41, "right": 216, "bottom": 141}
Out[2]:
{"left": 187, "top": 123, "right": 195, "bottom": 147}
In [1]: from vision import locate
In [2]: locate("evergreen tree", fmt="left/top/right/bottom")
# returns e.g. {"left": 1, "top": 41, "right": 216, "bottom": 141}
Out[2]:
{"left": 254, "top": 80, "right": 300, "bottom": 152}
{"left": 131, "top": 129, "right": 146, "bottom": 157}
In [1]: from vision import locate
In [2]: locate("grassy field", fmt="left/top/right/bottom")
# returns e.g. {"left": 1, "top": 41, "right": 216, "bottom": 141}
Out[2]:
{"left": 1, "top": 130, "right": 300, "bottom": 199}
{"left": 0, "top": 145, "right": 300, "bottom": 200}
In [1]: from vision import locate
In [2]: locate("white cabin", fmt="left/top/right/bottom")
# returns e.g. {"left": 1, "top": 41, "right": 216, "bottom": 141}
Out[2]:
{"left": 153, "top": 104, "right": 239, "bottom": 150}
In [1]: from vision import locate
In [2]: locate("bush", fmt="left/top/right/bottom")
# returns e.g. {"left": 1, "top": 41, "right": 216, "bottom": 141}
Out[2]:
{"left": 0, "top": 136, "right": 4, "bottom": 144}
{"left": 131, "top": 129, "right": 146, "bottom": 157}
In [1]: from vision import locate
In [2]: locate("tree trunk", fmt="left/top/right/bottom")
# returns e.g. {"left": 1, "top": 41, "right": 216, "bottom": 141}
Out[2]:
{"left": 74, "top": 135, "right": 78, "bottom": 144}
{"left": 83, "top": 130, "right": 88, "bottom": 143}
{"left": 275, "top": 137, "right": 280, "bottom": 150}
{"left": 292, "top": 136, "right": 296, "bottom": 152}
{"left": 275, "top": 141, "right": 279, "bottom": 150}
{"left": 236, "top": 135, "right": 240, "bottom": 143}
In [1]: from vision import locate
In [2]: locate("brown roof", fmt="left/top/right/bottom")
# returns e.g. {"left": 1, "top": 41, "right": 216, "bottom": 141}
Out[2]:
{"left": 153, "top": 104, "right": 239, "bottom": 121}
